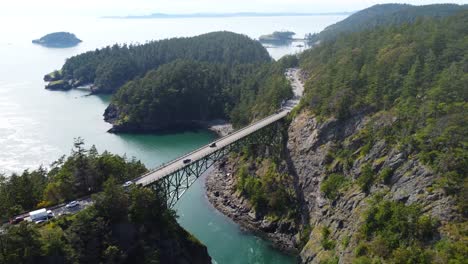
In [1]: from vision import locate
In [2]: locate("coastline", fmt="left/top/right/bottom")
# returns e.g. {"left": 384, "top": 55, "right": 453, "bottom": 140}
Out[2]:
{"left": 105, "top": 115, "right": 234, "bottom": 138}
{"left": 205, "top": 160, "right": 299, "bottom": 255}
{"left": 202, "top": 119, "right": 233, "bottom": 137}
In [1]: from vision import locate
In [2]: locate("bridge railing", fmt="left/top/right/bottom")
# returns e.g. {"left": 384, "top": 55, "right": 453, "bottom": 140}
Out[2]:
{"left": 134, "top": 110, "right": 289, "bottom": 185}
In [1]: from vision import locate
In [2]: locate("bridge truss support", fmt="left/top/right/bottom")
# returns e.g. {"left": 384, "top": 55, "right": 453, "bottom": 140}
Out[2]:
{"left": 150, "top": 120, "right": 286, "bottom": 208}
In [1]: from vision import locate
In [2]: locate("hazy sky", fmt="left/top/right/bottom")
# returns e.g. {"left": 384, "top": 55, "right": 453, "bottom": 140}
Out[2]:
{"left": 1, "top": 0, "right": 467, "bottom": 16}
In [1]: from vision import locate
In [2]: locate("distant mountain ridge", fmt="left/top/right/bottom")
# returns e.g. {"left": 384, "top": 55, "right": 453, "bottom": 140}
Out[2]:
{"left": 307, "top": 3, "right": 468, "bottom": 43}
{"left": 104, "top": 12, "right": 352, "bottom": 19}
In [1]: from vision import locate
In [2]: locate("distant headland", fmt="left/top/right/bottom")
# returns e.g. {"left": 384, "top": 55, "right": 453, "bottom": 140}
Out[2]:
{"left": 104, "top": 12, "right": 353, "bottom": 19}
{"left": 32, "top": 32, "right": 82, "bottom": 48}
{"left": 259, "top": 31, "right": 296, "bottom": 44}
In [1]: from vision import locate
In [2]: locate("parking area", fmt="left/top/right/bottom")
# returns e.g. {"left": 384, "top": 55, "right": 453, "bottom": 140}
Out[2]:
{"left": 51, "top": 198, "right": 94, "bottom": 218}
{"left": 2, "top": 198, "right": 94, "bottom": 228}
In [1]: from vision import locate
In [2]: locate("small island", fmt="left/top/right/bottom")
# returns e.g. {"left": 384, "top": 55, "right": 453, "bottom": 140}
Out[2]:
{"left": 259, "top": 31, "right": 295, "bottom": 44}
{"left": 32, "top": 32, "right": 82, "bottom": 48}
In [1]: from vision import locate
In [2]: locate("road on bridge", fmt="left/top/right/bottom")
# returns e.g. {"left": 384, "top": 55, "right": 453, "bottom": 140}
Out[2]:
{"left": 135, "top": 67, "right": 304, "bottom": 187}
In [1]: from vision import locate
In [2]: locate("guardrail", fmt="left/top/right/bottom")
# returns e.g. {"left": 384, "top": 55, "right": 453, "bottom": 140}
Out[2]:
{"left": 134, "top": 109, "right": 289, "bottom": 185}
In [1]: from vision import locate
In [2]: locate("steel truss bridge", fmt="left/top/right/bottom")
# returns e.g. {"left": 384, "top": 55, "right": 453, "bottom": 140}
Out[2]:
{"left": 134, "top": 110, "right": 290, "bottom": 208}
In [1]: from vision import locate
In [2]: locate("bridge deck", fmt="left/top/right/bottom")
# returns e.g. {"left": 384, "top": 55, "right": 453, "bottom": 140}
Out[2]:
{"left": 135, "top": 109, "right": 289, "bottom": 187}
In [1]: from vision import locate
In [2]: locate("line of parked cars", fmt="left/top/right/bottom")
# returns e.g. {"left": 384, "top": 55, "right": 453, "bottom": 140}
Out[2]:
{"left": 9, "top": 200, "right": 82, "bottom": 225}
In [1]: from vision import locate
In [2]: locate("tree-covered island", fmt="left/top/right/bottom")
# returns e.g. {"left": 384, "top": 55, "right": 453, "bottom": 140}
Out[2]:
{"left": 44, "top": 31, "right": 295, "bottom": 132}
{"left": 32, "top": 32, "right": 82, "bottom": 48}
{"left": 259, "top": 31, "right": 296, "bottom": 45}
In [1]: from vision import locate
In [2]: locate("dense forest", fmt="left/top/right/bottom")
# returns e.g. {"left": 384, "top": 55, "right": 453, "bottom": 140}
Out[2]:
{"left": 299, "top": 10, "right": 467, "bottom": 196}
{"left": 0, "top": 140, "right": 211, "bottom": 263}
{"left": 0, "top": 139, "right": 146, "bottom": 221}
{"left": 306, "top": 3, "right": 468, "bottom": 43}
{"left": 54, "top": 31, "right": 271, "bottom": 93}
{"left": 295, "top": 10, "right": 467, "bottom": 263}
{"left": 47, "top": 31, "right": 293, "bottom": 131}
{"left": 0, "top": 178, "right": 210, "bottom": 263}
{"left": 105, "top": 57, "right": 294, "bottom": 131}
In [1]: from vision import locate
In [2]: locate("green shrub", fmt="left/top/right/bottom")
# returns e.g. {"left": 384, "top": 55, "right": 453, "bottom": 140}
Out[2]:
{"left": 298, "top": 224, "right": 312, "bottom": 249}
{"left": 391, "top": 246, "right": 432, "bottom": 264}
{"left": 236, "top": 160, "right": 296, "bottom": 217}
{"left": 357, "top": 165, "right": 375, "bottom": 193}
{"left": 320, "top": 173, "right": 349, "bottom": 200}
{"left": 342, "top": 235, "right": 351, "bottom": 248}
{"left": 379, "top": 167, "right": 393, "bottom": 185}
{"left": 352, "top": 256, "right": 373, "bottom": 264}
{"left": 355, "top": 242, "right": 369, "bottom": 257}
{"left": 321, "top": 226, "right": 336, "bottom": 250}
{"left": 434, "top": 238, "right": 468, "bottom": 263}
{"left": 359, "top": 196, "right": 440, "bottom": 261}
{"left": 320, "top": 256, "right": 339, "bottom": 264}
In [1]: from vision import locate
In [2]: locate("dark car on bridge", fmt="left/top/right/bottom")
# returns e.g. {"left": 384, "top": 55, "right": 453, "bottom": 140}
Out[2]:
{"left": 183, "top": 159, "right": 191, "bottom": 164}
{"left": 209, "top": 143, "right": 217, "bottom": 148}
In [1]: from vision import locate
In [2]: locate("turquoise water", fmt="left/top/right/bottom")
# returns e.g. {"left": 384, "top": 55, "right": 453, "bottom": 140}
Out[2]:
{"left": 0, "top": 14, "right": 347, "bottom": 263}
{"left": 176, "top": 172, "right": 296, "bottom": 264}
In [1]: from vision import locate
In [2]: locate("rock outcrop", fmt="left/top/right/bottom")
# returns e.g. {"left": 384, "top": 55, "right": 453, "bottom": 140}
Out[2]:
{"left": 206, "top": 109, "right": 459, "bottom": 263}
{"left": 45, "top": 80, "right": 72, "bottom": 91}
{"left": 206, "top": 163, "right": 299, "bottom": 254}
{"left": 288, "top": 110, "right": 457, "bottom": 263}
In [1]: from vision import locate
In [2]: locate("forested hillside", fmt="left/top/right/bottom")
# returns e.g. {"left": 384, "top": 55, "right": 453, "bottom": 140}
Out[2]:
{"left": 306, "top": 3, "right": 468, "bottom": 43}
{"left": 208, "top": 10, "right": 468, "bottom": 264}
{"left": 0, "top": 141, "right": 211, "bottom": 263}
{"left": 105, "top": 58, "right": 293, "bottom": 132}
{"left": 51, "top": 31, "right": 271, "bottom": 93}
{"left": 299, "top": 11, "right": 467, "bottom": 196}
{"left": 0, "top": 178, "right": 211, "bottom": 264}
{"left": 0, "top": 139, "right": 146, "bottom": 221}
{"left": 296, "top": 10, "right": 468, "bottom": 263}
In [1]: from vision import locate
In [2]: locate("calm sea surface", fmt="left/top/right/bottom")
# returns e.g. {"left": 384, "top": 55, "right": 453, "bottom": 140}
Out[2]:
{"left": 0, "top": 15, "right": 346, "bottom": 263}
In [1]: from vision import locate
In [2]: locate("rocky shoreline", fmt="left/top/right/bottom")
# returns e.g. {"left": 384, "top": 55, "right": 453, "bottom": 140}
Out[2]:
{"left": 205, "top": 160, "right": 299, "bottom": 255}
{"left": 104, "top": 104, "right": 234, "bottom": 137}
{"left": 202, "top": 119, "right": 233, "bottom": 137}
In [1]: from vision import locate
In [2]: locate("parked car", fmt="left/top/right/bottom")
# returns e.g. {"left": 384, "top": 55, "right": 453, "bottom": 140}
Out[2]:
{"left": 183, "top": 159, "right": 191, "bottom": 164}
{"left": 29, "top": 208, "right": 48, "bottom": 222}
{"left": 10, "top": 217, "right": 24, "bottom": 225}
{"left": 122, "top": 181, "right": 133, "bottom": 188}
{"left": 65, "top": 201, "right": 79, "bottom": 208}
{"left": 209, "top": 142, "right": 217, "bottom": 148}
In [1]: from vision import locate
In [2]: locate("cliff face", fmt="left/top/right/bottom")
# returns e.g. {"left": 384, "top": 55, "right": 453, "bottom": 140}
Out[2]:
{"left": 287, "top": 110, "right": 458, "bottom": 263}
{"left": 206, "top": 108, "right": 461, "bottom": 263}
{"left": 206, "top": 155, "right": 299, "bottom": 253}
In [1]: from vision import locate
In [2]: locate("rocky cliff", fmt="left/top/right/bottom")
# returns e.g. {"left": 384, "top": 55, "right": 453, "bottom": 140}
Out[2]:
{"left": 287, "top": 110, "right": 459, "bottom": 263}
{"left": 207, "top": 10, "right": 467, "bottom": 263}
{"left": 206, "top": 108, "right": 462, "bottom": 263}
